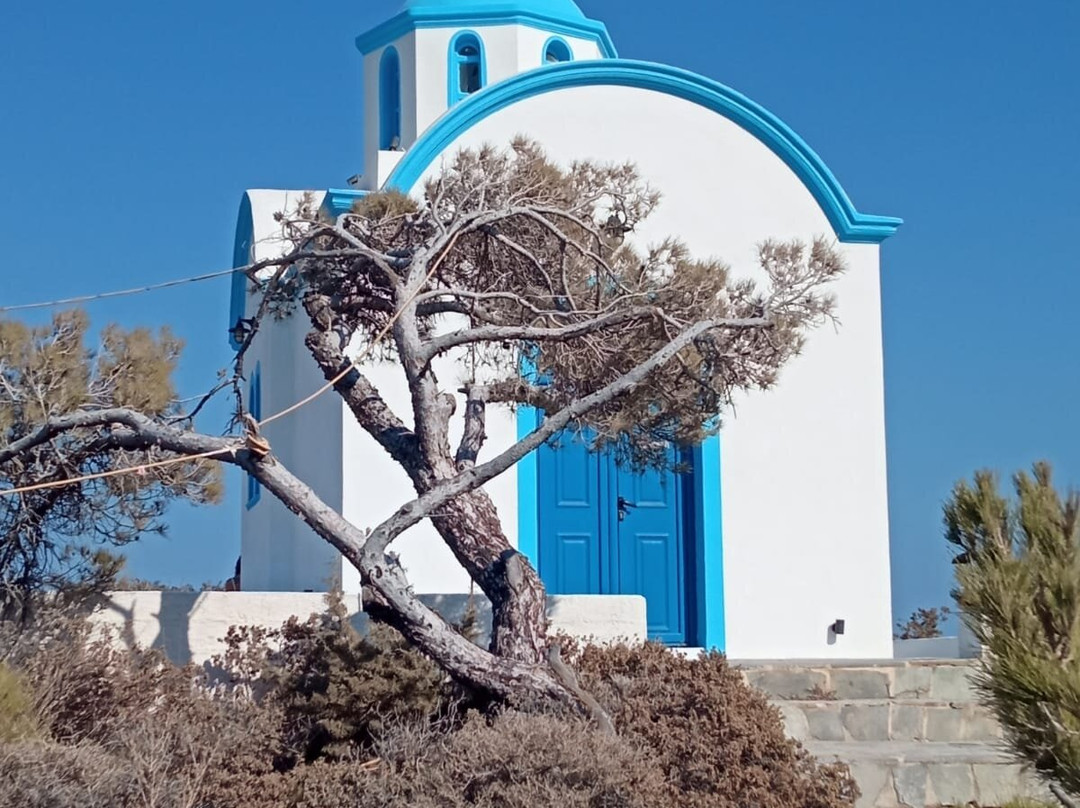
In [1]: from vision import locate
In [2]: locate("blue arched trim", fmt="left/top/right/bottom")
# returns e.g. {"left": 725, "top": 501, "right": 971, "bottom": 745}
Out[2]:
{"left": 448, "top": 30, "right": 487, "bottom": 106}
{"left": 356, "top": 5, "right": 616, "bottom": 59}
{"left": 228, "top": 193, "right": 254, "bottom": 350}
{"left": 694, "top": 436, "right": 725, "bottom": 651}
{"left": 542, "top": 35, "right": 572, "bottom": 64}
{"left": 379, "top": 46, "right": 402, "bottom": 150}
{"left": 515, "top": 405, "right": 541, "bottom": 566}
{"left": 246, "top": 361, "right": 262, "bottom": 509}
{"left": 387, "top": 60, "right": 902, "bottom": 243}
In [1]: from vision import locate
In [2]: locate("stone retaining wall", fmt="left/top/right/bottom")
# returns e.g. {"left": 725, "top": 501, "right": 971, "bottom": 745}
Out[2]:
{"left": 739, "top": 661, "right": 1051, "bottom": 807}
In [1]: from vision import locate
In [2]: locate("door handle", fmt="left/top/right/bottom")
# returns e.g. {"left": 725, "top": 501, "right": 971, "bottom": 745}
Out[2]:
{"left": 617, "top": 496, "right": 636, "bottom": 521}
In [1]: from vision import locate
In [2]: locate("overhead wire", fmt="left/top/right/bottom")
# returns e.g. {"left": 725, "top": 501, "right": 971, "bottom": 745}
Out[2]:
{"left": 0, "top": 448, "right": 235, "bottom": 498}
{"left": 0, "top": 231, "right": 465, "bottom": 496}
{"left": 0, "top": 267, "right": 243, "bottom": 313}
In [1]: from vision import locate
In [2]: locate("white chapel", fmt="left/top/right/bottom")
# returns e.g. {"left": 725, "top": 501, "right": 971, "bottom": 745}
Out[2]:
{"left": 229, "top": 0, "right": 902, "bottom": 659}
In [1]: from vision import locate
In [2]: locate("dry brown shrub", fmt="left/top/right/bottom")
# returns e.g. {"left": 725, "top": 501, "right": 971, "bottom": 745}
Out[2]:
{"left": 7, "top": 619, "right": 284, "bottom": 808}
{"left": 24, "top": 627, "right": 199, "bottom": 744}
{"left": 570, "top": 642, "right": 860, "bottom": 808}
{"left": 0, "top": 741, "right": 142, "bottom": 808}
{"left": 275, "top": 710, "right": 667, "bottom": 808}
{"left": 3, "top": 609, "right": 859, "bottom": 808}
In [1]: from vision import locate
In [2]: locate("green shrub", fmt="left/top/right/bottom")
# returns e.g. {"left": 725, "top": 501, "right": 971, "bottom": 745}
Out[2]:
{"left": 217, "top": 591, "right": 449, "bottom": 764}
{"left": 0, "top": 662, "right": 37, "bottom": 741}
{"left": 948, "top": 461, "right": 1080, "bottom": 802}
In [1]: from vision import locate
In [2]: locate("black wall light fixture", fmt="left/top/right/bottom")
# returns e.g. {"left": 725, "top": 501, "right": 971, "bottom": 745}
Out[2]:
{"left": 829, "top": 619, "right": 846, "bottom": 636}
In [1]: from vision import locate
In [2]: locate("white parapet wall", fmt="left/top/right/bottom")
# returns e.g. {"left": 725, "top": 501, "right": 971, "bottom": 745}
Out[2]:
{"left": 91, "top": 591, "right": 647, "bottom": 666}
{"left": 893, "top": 636, "right": 962, "bottom": 660}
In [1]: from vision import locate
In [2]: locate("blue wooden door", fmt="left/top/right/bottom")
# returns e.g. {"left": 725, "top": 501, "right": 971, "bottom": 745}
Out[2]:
{"left": 538, "top": 435, "right": 689, "bottom": 644}
{"left": 537, "top": 432, "right": 605, "bottom": 596}
{"left": 614, "top": 453, "right": 687, "bottom": 645}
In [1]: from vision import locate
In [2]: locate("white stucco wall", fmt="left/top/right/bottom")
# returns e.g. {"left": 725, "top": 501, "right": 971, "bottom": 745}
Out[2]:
{"left": 239, "top": 190, "right": 345, "bottom": 593}
{"left": 397, "top": 84, "right": 894, "bottom": 659}
{"left": 412, "top": 25, "right": 601, "bottom": 139}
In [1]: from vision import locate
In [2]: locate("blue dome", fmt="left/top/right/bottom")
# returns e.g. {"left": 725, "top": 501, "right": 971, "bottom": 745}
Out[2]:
{"left": 358, "top": 0, "right": 613, "bottom": 58}
{"left": 398, "top": 0, "right": 586, "bottom": 19}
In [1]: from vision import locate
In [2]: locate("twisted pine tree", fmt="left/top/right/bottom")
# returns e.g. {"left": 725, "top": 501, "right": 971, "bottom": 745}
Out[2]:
{"left": 947, "top": 461, "right": 1080, "bottom": 805}
{"left": 0, "top": 141, "right": 845, "bottom": 711}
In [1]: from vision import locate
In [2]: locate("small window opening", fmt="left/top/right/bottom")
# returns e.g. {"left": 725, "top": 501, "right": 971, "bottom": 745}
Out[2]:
{"left": 543, "top": 38, "right": 572, "bottom": 64}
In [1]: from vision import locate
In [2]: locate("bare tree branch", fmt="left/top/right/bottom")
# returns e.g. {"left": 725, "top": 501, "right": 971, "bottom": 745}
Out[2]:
{"left": 363, "top": 314, "right": 769, "bottom": 559}
{"left": 0, "top": 408, "right": 570, "bottom": 701}
{"left": 418, "top": 306, "right": 680, "bottom": 365}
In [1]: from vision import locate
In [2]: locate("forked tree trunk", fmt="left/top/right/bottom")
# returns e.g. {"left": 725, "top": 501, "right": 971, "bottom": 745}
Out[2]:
{"left": 303, "top": 312, "right": 550, "bottom": 665}
{"left": 426, "top": 491, "right": 549, "bottom": 663}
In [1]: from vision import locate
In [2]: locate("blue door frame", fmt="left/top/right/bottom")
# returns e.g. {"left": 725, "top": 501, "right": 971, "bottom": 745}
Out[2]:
{"left": 517, "top": 407, "right": 726, "bottom": 650}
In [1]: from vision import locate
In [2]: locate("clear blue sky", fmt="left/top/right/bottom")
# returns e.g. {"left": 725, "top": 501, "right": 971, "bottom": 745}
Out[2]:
{"left": 2, "top": 0, "right": 1078, "bottom": 625}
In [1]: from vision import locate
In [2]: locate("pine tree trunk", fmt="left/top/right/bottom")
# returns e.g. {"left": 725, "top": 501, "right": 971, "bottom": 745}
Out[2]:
{"left": 303, "top": 316, "right": 550, "bottom": 664}
{"left": 427, "top": 490, "right": 549, "bottom": 663}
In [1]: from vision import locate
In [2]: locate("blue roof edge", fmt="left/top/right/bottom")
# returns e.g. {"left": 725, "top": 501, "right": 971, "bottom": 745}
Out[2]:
{"left": 384, "top": 60, "right": 902, "bottom": 243}
{"left": 355, "top": 6, "right": 617, "bottom": 58}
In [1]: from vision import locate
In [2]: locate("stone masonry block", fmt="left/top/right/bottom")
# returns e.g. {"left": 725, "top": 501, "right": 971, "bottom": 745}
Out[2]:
{"left": 929, "top": 665, "right": 977, "bottom": 701}
{"left": 891, "top": 666, "right": 932, "bottom": 698}
{"left": 847, "top": 761, "right": 895, "bottom": 808}
{"left": 928, "top": 763, "right": 975, "bottom": 806}
{"left": 778, "top": 703, "right": 809, "bottom": 742}
{"left": 805, "top": 706, "right": 846, "bottom": 741}
{"left": 832, "top": 669, "right": 891, "bottom": 700}
{"left": 963, "top": 706, "right": 1004, "bottom": 742}
{"left": 890, "top": 704, "right": 924, "bottom": 741}
{"left": 746, "top": 669, "right": 826, "bottom": 699}
{"left": 893, "top": 764, "right": 928, "bottom": 808}
{"left": 973, "top": 762, "right": 1053, "bottom": 805}
{"left": 842, "top": 704, "right": 890, "bottom": 741}
{"left": 924, "top": 706, "right": 965, "bottom": 742}
{"left": 1017, "top": 768, "right": 1056, "bottom": 802}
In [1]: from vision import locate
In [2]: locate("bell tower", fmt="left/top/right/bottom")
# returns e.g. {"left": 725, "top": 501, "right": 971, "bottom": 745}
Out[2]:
{"left": 353, "top": 0, "right": 616, "bottom": 189}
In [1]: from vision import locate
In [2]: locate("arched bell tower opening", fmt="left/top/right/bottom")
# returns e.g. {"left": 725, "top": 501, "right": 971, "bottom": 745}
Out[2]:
{"left": 448, "top": 31, "right": 486, "bottom": 105}
{"left": 379, "top": 46, "right": 402, "bottom": 150}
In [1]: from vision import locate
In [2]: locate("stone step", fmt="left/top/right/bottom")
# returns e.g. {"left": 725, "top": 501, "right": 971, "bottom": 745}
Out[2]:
{"left": 806, "top": 741, "right": 1051, "bottom": 808}
{"left": 779, "top": 699, "right": 1002, "bottom": 744}
{"left": 740, "top": 661, "right": 978, "bottom": 702}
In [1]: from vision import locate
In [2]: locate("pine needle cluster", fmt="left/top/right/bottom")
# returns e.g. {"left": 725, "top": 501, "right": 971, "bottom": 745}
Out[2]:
{"left": 948, "top": 461, "right": 1080, "bottom": 799}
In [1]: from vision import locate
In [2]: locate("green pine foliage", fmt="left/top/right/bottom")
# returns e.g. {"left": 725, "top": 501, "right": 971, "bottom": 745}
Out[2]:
{"left": 947, "top": 461, "right": 1080, "bottom": 799}
{"left": 220, "top": 589, "right": 448, "bottom": 764}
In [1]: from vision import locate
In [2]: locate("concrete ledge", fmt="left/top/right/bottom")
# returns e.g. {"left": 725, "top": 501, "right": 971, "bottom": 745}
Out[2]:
{"left": 91, "top": 591, "right": 647, "bottom": 665}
